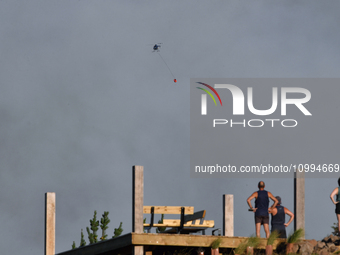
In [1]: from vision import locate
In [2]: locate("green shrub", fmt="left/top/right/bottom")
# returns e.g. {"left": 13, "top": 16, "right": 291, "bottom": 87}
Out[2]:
{"left": 287, "top": 228, "right": 304, "bottom": 244}
{"left": 246, "top": 235, "right": 260, "bottom": 248}
{"left": 211, "top": 238, "right": 222, "bottom": 249}
{"left": 267, "top": 231, "right": 280, "bottom": 245}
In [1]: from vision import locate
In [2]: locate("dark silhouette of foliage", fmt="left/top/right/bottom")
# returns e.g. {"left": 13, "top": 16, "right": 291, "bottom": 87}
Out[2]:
{"left": 86, "top": 227, "right": 94, "bottom": 244}
{"left": 71, "top": 210, "right": 123, "bottom": 248}
{"left": 143, "top": 218, "right": 146, "bottom": 233}
{"left": 156, "top": 214, "right": 166, "bottom": 233}
{"left": 113, "top": 222, "right": 123, "bottom": 238}
{"left": 80, "top": 229, "right": 86, "bottom": 247}
{"left": 332, "top": 222, "right": 339, "bottom": 235}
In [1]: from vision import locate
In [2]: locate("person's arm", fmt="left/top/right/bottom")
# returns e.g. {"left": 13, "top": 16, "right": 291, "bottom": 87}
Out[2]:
{"left": 330, "top": 187, "right": 339, "bottom": 204}
{"left": 268, "top": 192, "right": 278, "bottom": 209}
{"left": 247, "top": 192, "right": 258, "bottom": 212}
{"left": 284, "top": 207, "right": 294, "bottom": 227}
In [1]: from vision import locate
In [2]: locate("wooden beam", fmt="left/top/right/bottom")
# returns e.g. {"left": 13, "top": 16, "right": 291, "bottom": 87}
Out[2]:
{"left": 55, "top": 233, "right": 303, "bottom": 255}
{"left": 45, "top": 192, "right": 56, "bottom": 255}
{"left": 131, "top": 233, "right": 283, "bottom": 249}
{"left": 143, "top": 206, "right": 194, "bottom": 215}
{"left": 133, "top": 246, "right": 143, "bottom": 255}
{"left": 223, "top": 194, "right": 234, "bottom": 236}
{"left": 294, "top": 170, "right": 305, "bottom": 238}
{"left": 133, "top": 166, "right": 144, "bottom": 233}
{"left": 132, "top": 166, "right": 144, "bottom": 255}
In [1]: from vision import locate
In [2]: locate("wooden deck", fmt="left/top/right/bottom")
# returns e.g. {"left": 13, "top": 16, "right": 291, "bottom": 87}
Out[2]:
{"left": 56, "top": 232, "right": 286, "bottom": 255}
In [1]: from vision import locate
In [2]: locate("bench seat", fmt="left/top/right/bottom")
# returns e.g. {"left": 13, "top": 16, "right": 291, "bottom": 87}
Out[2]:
{"left": 143, "top": 206, "right": 214, "bottom": 234}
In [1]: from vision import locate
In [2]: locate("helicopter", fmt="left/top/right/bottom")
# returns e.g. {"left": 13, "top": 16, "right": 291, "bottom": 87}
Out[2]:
{"left": 152, "top": 43, "right": 162, "bottom": 52}
{"left": 150, "top": 43, "right": 177, "bottom": 83}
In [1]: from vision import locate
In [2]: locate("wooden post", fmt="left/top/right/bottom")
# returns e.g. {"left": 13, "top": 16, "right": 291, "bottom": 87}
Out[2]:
{"left": 45, "top": 192, "right": 56, "bottom": 255}
{"left": 294, "top": 170, "right": 305, "bottom": 238}
{"left": 132, "top": 166, "right": 144, "bottom": 255}
{"left": 223, "top": 194, "right": 234, "bottom": 236}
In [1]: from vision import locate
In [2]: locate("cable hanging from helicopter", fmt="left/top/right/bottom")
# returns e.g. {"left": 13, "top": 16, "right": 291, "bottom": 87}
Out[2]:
{"left": 153, "top": 43, "right": 177, "bottom": 83}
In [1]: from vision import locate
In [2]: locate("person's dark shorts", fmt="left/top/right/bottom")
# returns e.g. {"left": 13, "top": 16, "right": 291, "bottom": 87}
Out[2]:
{"left": 271, "top": 224, "right": 287, "bottom": 238}
{"left": 335, "top": 203, "right": 340, "bottom": 214}
{"left": 255, "top": 215, "right": 269, "bottom": 225}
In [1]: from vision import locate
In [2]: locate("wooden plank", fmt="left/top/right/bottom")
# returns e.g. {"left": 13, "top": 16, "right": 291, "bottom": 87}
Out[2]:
{"left": 133, "top": 166, "right": 144, "bottom": 233}
{"left": 163, "top": 219, "right": 214, "bottom": 227}
{"left": 144, "top": 223, "right": 177, "bottom": 227}
{"left": 131, "top": 233, "right": 283, "bottom": 249}
{"left": 162, "top": 219, "right": 180, "bottom": 225}
{"left": 45, "top": 192, "right": 55, "bottom": 255}
{"left": 202, "top": 220, "right": 214, "bottom": 227}
{"left": 143, "top": 206, "right": 194, "bottom": 215}
{"left": 144, "top": 220, "right": 214, "bottom": 228}
{"left": 163, "top": 227, "right": 210, "bottom": 234}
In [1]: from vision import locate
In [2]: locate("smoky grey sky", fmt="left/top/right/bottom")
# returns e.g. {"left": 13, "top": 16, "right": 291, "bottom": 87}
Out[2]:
{"left": 1, "top": 1, "right": 340, "bottom": 254}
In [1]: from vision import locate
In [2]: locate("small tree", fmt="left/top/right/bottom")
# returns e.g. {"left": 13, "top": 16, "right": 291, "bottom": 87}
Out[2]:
{"left": 80, "top": 229, "right": 86, "bottom": 247}
{"left": 71, "top": 210, "right": 124, "bottom": 249}
{"left": 86, "top": 227, "right": 94, "bottom": 244}
{"left": 113, "top": 222, "right": 123, "bottom": 238}
{"left": 332, "top": 222, "right": 339, "bottom": 236}
{"left": 156, "top": 214, "right": 166, "bottom": 233}
{"left": 100, "top": 211, "right": 110, "bottom": 241}
{"left": 89, "top": 210, "right": 100, "bottom": 243}
{"left": 143, "top": 218, "right": 146, "bottom": 233}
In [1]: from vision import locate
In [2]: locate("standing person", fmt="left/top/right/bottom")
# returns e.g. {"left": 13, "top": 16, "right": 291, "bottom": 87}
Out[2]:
{"left": 247, "top": 181, "right": 278, "bottom": 238}
{"left": 269, "top": 196, "right": 294, "bottom": 238}
{"left": 330, "top": 178, "right": 340, "bottom": 236}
